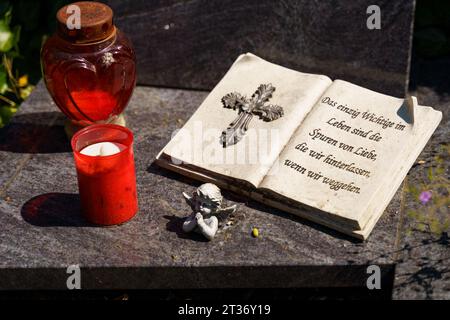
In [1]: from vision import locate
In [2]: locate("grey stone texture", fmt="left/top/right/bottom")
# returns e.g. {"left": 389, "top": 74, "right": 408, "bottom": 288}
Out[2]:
{"left": 0, "top": 55, "right": 448, "bottom": 297}
{"left": 104, "top": 0, "right": 415, "bottom": 97}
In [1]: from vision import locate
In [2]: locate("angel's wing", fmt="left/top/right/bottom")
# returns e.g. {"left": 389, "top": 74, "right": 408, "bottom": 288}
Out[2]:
{"left": 216, "top": 204, "right": 237, "bottom": 221}
{"left": 182, "top": 192, "right": 195, "bottom": 211}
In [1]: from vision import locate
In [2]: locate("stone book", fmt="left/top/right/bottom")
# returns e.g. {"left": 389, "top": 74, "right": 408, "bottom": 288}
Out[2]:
{"left": 155, "top": 53, "right": 442, "bottom": 240}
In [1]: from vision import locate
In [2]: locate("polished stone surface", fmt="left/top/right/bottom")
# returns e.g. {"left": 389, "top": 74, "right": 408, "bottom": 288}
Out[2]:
{"left": 391, "top": 57, "right": 450, "bottom": 300}
{"left": 0, "top": 59, "right": 448, "bottom": 297}
{"left": 105, "top": 0, "right": 415, "bottom": 97}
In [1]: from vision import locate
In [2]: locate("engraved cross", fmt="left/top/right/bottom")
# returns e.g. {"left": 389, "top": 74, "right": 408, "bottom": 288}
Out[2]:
{"left": 220, "top": 83, "right": 284, "bottom": 147}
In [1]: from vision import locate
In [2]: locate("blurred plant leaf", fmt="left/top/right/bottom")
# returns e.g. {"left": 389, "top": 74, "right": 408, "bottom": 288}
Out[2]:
{"left": 407, "top": 210, "right": 418, "bottom": 219}
{"left": 427, "top": 166, "right": 434, "bottom": 181}
{"left": 0, "top": 65, "right": 8, "bottom": 94}
{"left": 0, "top": 17, "right": 14, "bottom": 53}
{"left": 408, "top": 184, "right": 420, "bottom": 199}
{"left": 417, "top": 223, "right": 426, "bottom": 232}
{"left": 0, "top": 105, "right": 16, "bottom": 124}
{"left": 436, "top": 166, "right": 445, "bottom": 175}
{"left": 19, "top": 84, "right": 33, "bottom": 100}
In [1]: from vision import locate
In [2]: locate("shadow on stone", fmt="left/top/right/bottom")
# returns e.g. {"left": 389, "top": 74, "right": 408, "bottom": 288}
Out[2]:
{"left": 150, "top": 161, "right": 360, "bottom": 243}
{"left": 237, "top": 194, "right": 361, "bottom": 243}
{"left": 147, "top": 162, "right": 201, "bottom": 188}
{"left": 21, "top": 193, "right": 93, "bottom": 227}
{"left": 397, "top": 100, "right": 413, "bottom": 124}
{"left": 0, "top": 112, "right": 71, "bottom": 154}
{"left": 163, "top": 215, "right": 209, "bottom": 242}
{"left": 409, "top": 55, "right": 450, "bottom": 96}
{"left": 394, "top": 231, "right": 449, "bottom": 299}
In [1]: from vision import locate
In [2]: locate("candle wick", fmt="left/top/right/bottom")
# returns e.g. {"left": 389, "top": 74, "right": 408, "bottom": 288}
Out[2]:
{"left": 99, "top": 145, "right": 106, "bottom": 156}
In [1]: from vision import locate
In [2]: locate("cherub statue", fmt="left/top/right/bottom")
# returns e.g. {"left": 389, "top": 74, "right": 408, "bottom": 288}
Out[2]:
{"left": 182, "top": 183, "right": 237, "bottom": 240}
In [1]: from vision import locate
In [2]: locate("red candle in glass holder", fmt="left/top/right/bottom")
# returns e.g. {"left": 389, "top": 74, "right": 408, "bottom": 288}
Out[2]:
{"left": 71, "top": 124, "right": 138, "bottom": 225}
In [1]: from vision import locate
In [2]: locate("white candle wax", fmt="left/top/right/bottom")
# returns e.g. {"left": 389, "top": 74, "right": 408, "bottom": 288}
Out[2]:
{"left": 80, "top": 142, "right": 126, "bottom": 156}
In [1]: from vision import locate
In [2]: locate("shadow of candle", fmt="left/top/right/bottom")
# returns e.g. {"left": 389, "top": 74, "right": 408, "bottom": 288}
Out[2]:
{"left": 0, "top": 112, "right": 71, "bottom": 154}
{"left": 21, "top": 193, "right": 93, "bottom": 227}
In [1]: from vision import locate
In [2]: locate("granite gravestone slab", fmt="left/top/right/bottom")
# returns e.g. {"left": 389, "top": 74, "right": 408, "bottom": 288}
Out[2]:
{"left": 0, "top": 0, "right": 447, "bottom": 298}
{"left": 0, "top": 78, "right": 447, "bottom": 298}
{"left": 104, "top": 0, "right": 415, "bottom": 97}
{"left": 0, "top": 82, "right": 399, "bottom": 291}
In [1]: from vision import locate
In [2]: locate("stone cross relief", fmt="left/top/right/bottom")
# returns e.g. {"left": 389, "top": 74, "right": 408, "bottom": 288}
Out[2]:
{"left": 220, "top": 83, "right": 284, "bottom": 147}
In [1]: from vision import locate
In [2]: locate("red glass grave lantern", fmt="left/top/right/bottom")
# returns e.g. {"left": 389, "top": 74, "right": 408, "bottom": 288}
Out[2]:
{"left": 41, "top": 1, "right": 136, "bottom": 135}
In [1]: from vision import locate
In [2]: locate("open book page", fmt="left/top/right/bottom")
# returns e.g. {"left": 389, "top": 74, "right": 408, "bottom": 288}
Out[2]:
{"left": 160, "top": 53, "right": 332, "bottom": 186}
{"left": 260, "top": 80, "right": 442, "bottom": 229}
{"left": 353, "top": 96, "right": 442, "bottom": 237}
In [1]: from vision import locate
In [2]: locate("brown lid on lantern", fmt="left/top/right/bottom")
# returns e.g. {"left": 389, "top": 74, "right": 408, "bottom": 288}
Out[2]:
{"left": 56, "top": 1, "right": 115, "bottom": 44}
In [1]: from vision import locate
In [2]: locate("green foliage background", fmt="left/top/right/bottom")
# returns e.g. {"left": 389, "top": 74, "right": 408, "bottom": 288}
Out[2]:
{"left": 2, "top": 0, "right": 71, "bottom": 84}
{"left": 0, "top": 0, "right": 71, "bottom": 127}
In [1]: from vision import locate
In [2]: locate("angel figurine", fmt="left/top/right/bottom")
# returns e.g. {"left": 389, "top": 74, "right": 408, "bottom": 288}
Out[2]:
{"left": 182, "top": 183, "right": 237, "bottom": 240}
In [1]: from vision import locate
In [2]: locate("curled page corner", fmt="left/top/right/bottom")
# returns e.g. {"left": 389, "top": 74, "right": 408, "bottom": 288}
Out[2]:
{"left": 406, "top": 95, "right": 417, "bottom": 124}
{"left": 397, "top": 95, "right": 417, "bottom": 125}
